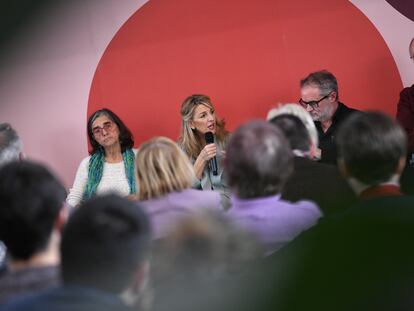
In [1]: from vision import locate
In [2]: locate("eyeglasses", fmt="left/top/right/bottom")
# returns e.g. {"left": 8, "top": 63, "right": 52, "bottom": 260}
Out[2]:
{"left": 298, "top": 94, "right": 330, "bottom": 109}
{"left": 92, "top": 121, "right": 115, "bottom": 137}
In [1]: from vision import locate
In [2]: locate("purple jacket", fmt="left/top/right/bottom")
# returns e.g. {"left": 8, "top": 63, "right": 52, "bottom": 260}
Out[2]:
{"left": 228, "top": 194, "right": 322, "bottom": 254}
{"left": 139, "top": 189, "right": 222, "bottom": 239}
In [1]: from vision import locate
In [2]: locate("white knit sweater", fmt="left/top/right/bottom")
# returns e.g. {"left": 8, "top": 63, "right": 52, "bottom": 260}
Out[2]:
{"left": 66, "top": 149, "right": 137, "bottom": 207}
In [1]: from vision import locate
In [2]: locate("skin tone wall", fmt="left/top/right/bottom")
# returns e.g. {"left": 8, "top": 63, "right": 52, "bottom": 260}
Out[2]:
{"left": 0, "top": 0, "right": 147, "bottom": 187}
{"left": 0, "top": 0, "right": 413, "bottom": 187}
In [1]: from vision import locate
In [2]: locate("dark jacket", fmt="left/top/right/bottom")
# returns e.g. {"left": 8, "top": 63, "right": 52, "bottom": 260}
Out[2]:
{"left": 315, "top": 102, "right": 360, "bottom": 165}
{"left": 282, "top": 156, "right": 356, "bottom": 216}
{"left": 397, "top": 84, "right": 414, "bottom": 153}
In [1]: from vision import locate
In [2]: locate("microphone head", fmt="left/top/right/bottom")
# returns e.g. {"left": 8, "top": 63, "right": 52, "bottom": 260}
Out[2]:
{"left": 204, "top": 132, "right": 215, "bottom": 144}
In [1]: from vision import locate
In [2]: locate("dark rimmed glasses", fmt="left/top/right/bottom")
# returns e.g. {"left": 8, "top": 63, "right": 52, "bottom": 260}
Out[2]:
{"left": 299, "top": 94, "right": 330, "bottom": 109}
{"left": 92, "top": 121, "right": 115, "bottom": 137}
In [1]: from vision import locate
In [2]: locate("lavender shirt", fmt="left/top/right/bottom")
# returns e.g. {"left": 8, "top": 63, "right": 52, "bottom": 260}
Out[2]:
{"left": 228, "top": 194, "right": 322, "bottom": 254}
{"left": 139, "top": 189, "right": 222, "bottom": 239}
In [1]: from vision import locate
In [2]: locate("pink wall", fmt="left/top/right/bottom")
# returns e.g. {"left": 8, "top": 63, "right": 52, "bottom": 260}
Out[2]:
{"left": 0, "top": 0, "right": 147, "bottom": 187}
{"left": 0, "top": 0, "right": 413, "bottom": 188}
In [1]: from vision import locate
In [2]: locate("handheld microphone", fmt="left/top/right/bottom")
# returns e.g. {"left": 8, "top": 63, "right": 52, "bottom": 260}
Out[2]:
{"left": 204, "top": 132, "right": 218, "bottom": 176}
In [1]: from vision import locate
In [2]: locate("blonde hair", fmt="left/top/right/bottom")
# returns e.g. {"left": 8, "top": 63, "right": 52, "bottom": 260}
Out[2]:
{"left": 136, "top": 137, "right": 196, "bottom": 200}
{"left": 178, "top": 94, "right": 229, "bottom": 159}
{"left": 266, "top": 103, "right": 319, "bottom": 148}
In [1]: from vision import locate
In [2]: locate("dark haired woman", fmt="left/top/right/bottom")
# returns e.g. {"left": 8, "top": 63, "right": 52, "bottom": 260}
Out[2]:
{"left": 66, "top": 108, "right": 137, "bottom": 207}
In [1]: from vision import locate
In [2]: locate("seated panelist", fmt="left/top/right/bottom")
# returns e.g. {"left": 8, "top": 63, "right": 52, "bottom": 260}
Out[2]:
{"left": 66, "top": 108, "right": 137, "bottom": 207}
{"left": 178, "top": 94, "right": 231, "bottom": 209}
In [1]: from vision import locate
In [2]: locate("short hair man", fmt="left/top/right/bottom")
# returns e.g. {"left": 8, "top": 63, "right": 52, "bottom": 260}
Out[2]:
{"left": 268, "top": 110, "right": 356, "bottom": 215}
{"left": 0, "top": 161, "right": 66, "bottom": 304}
{"left": 268, "top": 112, "right": 414, "bottom": 311}
{"left": 337, "top": 111, "right": 408, "bottom": 201}
{"left": 3, "top": 194, "right": 151, "bottom": 311}
{"left": 0, "top": 123, "right": 23, "bottom": 168}
{"left": 225, "top": 120, "right": 322, "bottom": 254}
{"left": 299, "top": 70, "right": 360, "bottom": 164}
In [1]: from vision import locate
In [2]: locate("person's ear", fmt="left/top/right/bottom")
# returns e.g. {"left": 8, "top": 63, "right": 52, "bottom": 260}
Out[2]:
{"left": 329, "top": 91, "right": 337, "bottom": 102}
{"left": 131, "top": 261, "right": 150, "bottom": 291}
{"left": 396, "top": 156, "right": 406, "bottom": 176}
{"left": 309, "top": 140, "right": 321, "bottom": 160}
{"left": 338, "top": 158, "right": 350, "bottom": 178}
{"left": 54, "top": 203, "right": 69, "bottom": 233}
{"left": 188, "top": 121, "right": 195, "bottom": 130}
{"left": 121, "top": 261, "right": 151, "bottom": 306}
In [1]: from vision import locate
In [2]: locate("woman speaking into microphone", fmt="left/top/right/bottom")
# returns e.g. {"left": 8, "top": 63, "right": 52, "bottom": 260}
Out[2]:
{"left": 178, "top": 94, "right": 231, "bottom": 209}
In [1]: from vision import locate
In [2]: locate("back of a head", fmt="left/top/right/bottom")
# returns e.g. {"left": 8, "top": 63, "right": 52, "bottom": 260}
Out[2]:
{"left": 269, "top": 114, "right": 311, "bottom": 153}
{"left": 136, "top": 137, "right": 195, "bottom": 200}
{"left": 0, "top": 123, "right": 23, "bottom": 168}
{"left": 61, "top": 194, "right": 151, "bottom": 294}
{"left": 266, "top": 103, "right": 318, "bottom": 148}
{"left": 154, "top": 210, "right": 260, "bottom": 279}
{"left": 152, "top": 210, "right": 261, "bottom": 311}
{"left": 337, "top": 111, "right": 407, "bottom": 185}
{"left": 0, "top": 161, "right": 66, "bottom": 260}
{"left": 225, "top": 120, "right": 293, "bottom": 199}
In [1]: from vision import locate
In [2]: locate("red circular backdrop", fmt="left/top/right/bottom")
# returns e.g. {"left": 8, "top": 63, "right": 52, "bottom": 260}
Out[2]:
{"left": 88, "top": 0, "right": 402, "bottom": 147}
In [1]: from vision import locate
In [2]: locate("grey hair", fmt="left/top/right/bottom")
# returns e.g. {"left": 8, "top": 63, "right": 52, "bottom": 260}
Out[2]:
{"left": 266, "top": 103, "right": 319, "bottom": 148}
{"left": 0, "top": 123, "right": 23, "bottom": 167}
{"left": 300, "top": 70, "right": 339, "bottom": 99}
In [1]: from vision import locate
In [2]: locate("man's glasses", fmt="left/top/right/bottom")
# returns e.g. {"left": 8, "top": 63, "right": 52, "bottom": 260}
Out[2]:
{"left": 298, "top": 94, "right": 330, "bottom": 109}
{"left": 92, "top": 121, "right": 115, "bottom": 137}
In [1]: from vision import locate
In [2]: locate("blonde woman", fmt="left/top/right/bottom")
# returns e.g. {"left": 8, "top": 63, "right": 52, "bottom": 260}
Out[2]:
{"left": 136, "top": 137, "right": 222, "bottom": 239}
{"left": 178, "top": 94, "right": 231, "bottom": 209}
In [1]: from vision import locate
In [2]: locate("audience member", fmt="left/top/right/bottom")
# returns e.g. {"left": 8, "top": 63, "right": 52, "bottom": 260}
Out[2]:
{"left": 263, "top": 111, "right": 414, "bottom": 311}
{"left": 268, "top": 105, "right": 356, "bottom": 215}
{"left": 151, "top": 210, "right": 261, "bottom": 311}
{"left": 0, "top": 123, "right": 24, "bottom": 273}
{"left": 0, "top": 161, "right": 66, "bottom": 304}
{"left": 0, "top": 123, "right": 23, "bottom": 168}
{"left": 299, "top": 70, "right": 360, "bottom": 164}
{"left": 337, "top": 111, "right": 410, "bottom": 204}
{"left": 267, "top": 103, "right": 320, "bottom": 159}
{"left": 135, "top": 137, "right": 222, "bottom": 239}
{"left": 178, "top": 94, "right": 231, "bottom": 209}
{"left": 2, "top": 194, "right": 151, "bottom": 311}
{"left": 66, "top": 108, "right": 137, "bottom": 208}
{"left": 225, "top": 120, "right": 322, "bottom": 254}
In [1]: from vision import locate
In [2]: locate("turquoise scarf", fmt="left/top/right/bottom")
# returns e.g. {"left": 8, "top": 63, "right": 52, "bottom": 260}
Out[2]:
{"left": 82, "top": 148, "right": 136, "bottom": 201}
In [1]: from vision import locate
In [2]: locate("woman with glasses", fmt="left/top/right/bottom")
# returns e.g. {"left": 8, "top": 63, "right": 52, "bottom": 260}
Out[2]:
{"left": 66, "top": 108, "right": 137, "bottom": 207}
{"left": 178, "top": 94, "right": 231, "bottom": 210}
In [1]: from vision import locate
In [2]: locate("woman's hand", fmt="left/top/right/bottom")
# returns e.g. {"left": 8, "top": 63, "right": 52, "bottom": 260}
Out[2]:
{"left": 193, "top": 143, "right": 217, "bottom": 180}
{"left": 199, "top": 143, "right": 217, "bottom": 161}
